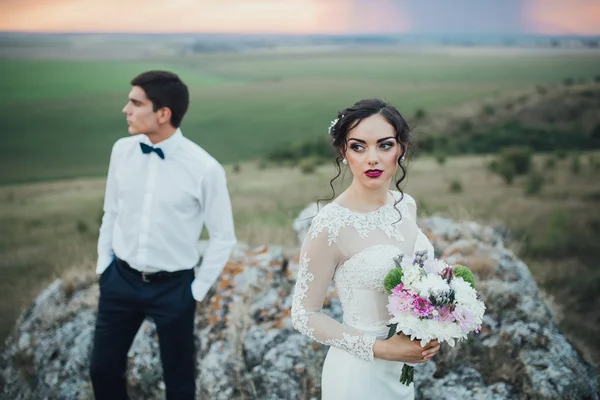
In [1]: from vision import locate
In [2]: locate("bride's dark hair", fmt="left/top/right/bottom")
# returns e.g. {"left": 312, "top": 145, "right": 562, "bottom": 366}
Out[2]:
{"left": 320, "top": 98, "right": 413, "bottom": 214}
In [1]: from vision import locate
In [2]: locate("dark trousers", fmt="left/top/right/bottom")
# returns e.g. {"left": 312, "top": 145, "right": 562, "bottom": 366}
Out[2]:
{"left": 89, "top": 258, "right": 196, "bottom": 400}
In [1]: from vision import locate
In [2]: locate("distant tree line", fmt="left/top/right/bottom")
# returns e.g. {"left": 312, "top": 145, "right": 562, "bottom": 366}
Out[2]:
{"left": 414, "top": 121, "right": 600, "bottom": 155}
{"left": 265, "top": 120, "right": 600, "bottom": 165}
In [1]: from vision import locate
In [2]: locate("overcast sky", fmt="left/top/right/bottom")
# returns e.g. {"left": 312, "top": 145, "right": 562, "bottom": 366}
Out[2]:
{"left": 1, "top": 0, "right": 599, "bottom": 35}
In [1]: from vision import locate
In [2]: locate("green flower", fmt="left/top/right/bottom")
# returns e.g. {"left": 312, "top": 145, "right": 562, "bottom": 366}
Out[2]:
{"left": 452, "top": 265, "right": 476, "bottom": 289}
{"left": 384, "top": 268, "right": 404, "bottom": 294}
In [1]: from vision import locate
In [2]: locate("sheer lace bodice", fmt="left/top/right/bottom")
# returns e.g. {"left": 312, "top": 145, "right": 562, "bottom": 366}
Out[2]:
{"left": 291, "top": 191, "right": 434, "bottom": 362}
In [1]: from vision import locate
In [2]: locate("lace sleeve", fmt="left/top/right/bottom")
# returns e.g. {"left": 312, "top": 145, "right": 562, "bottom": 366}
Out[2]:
{"left": 291, "top": 226, "right": 377, "bottom": 362}
{"left": 405, "top": 193, "right": 435, "bottom": 259}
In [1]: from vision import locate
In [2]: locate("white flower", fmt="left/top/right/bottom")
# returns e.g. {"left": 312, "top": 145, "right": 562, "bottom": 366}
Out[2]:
{"left": 389, "top": 312, "right": 466, "bottom": 347}
{"left": 451, "top": 278, "right": 477, "bottom": 302}
{"left": 451, "top": 277, "right": 486, "bottom": 321}
{"left": 415, "top": 273, "right": 451, "bottom": 299}
{"left": 401, "top": 264, "right": 422, "bottom": 290}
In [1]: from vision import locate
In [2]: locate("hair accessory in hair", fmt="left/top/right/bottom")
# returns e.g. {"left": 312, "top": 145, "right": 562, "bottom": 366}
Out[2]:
{"left": 328, "top": 114, "right": 345, "bottom": 135}
{"left": 328, "top": 118, "right": 339, "bottom": 135}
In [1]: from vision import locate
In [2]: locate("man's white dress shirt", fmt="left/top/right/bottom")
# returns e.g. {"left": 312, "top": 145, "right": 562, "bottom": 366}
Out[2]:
{"left": 97, "top": 129, "right": 237, "bottom": 301}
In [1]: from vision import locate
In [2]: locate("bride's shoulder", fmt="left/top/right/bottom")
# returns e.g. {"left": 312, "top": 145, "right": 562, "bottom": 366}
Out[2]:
{"left": 390, "top": 190, "right": 416, "bottom": 207}
{"left": 309, "top": 201, "right": 340, "bottom": 225}
{"left": 390, "top": 191, "right": 418, "bottom": 221}
{"left": 305, "top": 201, "right": 347, "bottom": 240}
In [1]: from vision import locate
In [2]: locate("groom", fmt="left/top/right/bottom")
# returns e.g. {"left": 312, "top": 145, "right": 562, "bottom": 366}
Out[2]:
{"left": 89, "top": 70, "right": 237, "bottom": 399}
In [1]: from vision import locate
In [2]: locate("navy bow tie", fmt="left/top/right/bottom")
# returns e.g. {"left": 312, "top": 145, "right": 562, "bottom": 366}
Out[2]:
{"left": 140, "top": 143, "right": 165, "bottom": 160}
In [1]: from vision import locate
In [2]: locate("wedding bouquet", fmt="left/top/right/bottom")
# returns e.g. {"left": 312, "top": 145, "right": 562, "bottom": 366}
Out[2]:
{"left": 383, "top": 250, "right": 485, "bottom": 385}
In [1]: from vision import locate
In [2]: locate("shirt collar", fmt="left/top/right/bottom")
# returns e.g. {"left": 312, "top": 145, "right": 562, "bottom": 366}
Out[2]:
{"left": 139, "top": 128, "right": 183, "bottom": 157}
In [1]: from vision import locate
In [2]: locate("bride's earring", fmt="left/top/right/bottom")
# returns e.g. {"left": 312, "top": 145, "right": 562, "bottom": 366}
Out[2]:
{"left": 342, "top": 158, "right": 347, "bottom": 165}
{"left": 400, "top": 155, "right": 405, "bottom": 162}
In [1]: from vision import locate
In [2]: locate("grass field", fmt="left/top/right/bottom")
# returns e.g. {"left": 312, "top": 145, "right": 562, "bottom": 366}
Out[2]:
{"left": 1, "top": 44, "right": 599, "bottom": 369}
{"left": 2, "top": 49, "right": 600, "bottom": 184}
{"left": 1, "top": 153, "right": 599, "bottom": 363}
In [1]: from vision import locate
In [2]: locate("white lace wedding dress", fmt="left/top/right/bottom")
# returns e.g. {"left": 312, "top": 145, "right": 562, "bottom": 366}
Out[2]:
{"left": 291, "top": 191, "right": 434, "bottom": 399}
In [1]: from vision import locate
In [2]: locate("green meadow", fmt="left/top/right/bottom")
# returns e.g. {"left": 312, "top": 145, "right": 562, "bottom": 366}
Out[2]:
{"left": 2, "top": 50, "right": 600, "bottom": 184}
{"left": 1, "top": 45, "right": 599, "bottom": 365}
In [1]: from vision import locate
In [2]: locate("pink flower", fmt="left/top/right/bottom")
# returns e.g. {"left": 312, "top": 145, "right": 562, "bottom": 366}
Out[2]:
{"left": 387, "top": 289, "right": 413, "bottom": 314}
{"left": 433, "top": 306, "right": 455, "bottom": 322}
{"left": 453, "top": 306, "right": 476, "bottom": 332}
{"left": 412, "top": 297, "right": 434, "bottom": 317}
{"left": 391, "top": 283, "right": 405, "bottom": 296}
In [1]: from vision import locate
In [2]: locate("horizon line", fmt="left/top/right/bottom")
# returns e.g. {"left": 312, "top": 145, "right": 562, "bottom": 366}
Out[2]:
{"left": 1, "top": 30, "right": 600, "bottom": 38}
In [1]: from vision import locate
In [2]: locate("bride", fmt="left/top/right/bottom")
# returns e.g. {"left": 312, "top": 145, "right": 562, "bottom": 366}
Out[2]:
{"left": 291, "top": 98, "right": 441, "bottom": 399}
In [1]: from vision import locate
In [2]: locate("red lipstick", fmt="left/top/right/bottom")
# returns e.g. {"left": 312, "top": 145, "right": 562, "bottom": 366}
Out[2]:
{"left": 365, "top": 169, "right": 383, "bottom": 178}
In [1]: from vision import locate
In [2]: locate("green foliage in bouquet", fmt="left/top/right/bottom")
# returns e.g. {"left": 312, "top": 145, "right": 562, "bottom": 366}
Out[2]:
{"left": 452, "top": 265, "right": 476, "bottom": 288}
{"left": 383, "top": 268, "right": 403, "bottom": 295}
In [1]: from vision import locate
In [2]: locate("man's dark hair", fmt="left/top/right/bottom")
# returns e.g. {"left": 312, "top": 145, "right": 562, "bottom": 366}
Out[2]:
{"left": 131, "top": 70, "right": 189, "bottom": 128}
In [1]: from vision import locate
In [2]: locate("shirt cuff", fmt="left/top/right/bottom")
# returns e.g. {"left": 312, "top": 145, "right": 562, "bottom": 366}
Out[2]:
{"left": 191, "top": 278, "right": 212, "bottom": 302}
{"left": 96, "top": 255, "right": 113, "bottom": 274}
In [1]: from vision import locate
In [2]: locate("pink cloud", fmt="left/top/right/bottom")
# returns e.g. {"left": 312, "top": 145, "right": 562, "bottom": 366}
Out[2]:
{"left": 524, "top": 0, "right": 600, "bottom": 35}
{"left": 0, "top": 0, "right": 409, "bottom": 34}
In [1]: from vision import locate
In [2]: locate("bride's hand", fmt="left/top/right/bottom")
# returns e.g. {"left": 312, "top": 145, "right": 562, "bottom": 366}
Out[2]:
{"left": 373, "top": 333, "right": 440, "bottom": 363}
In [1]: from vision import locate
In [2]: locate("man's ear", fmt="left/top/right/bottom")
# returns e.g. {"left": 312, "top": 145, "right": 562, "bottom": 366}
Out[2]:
{"left": 157, "top": 107, "right": 172, "bottom": 125}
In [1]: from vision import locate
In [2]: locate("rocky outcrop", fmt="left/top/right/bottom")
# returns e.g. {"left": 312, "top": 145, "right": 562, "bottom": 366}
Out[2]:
{"left": 414, "top": 218, "right": 598, "bottom": 400}
{"left": 1, "top": 212, "right": 597, "bottom": 399}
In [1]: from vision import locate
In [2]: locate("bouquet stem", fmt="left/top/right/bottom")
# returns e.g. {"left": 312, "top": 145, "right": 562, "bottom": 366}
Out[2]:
{"left": 399, "top": 364, "right": 414, "bottom": 385}
{"left": 387, "top": 323, "right": 415, "bottom": 386}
